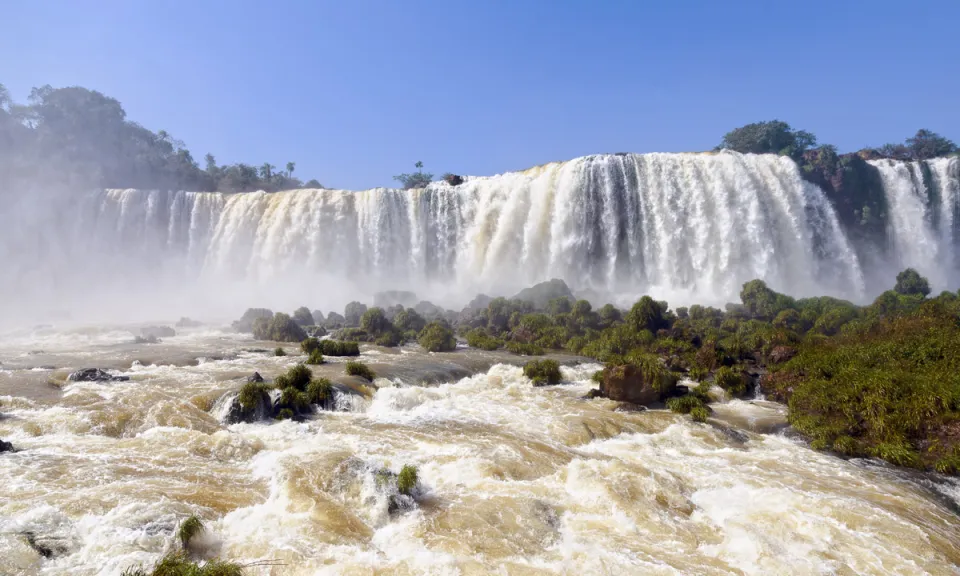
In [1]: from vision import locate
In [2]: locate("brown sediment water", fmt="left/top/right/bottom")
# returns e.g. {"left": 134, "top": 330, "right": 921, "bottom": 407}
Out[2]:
{"left": 1, "top": 324, "right": 959, "bottom": 575}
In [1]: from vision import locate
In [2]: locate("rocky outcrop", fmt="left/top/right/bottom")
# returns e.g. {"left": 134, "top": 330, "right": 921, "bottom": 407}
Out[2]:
{"left": 325, "top": 312, "right": 346, "bottom": 329}
{"left": 0, "top": 438, "right": 14, "bottom": 453}
{"left": 247, "top": 372, "right": 264, "bottom": 383}
{"left": 233, "top": 308, "right": 273, "bottom": 332}
{"left": 251, "top": 313, "right": 307, "bottom": 342}
{"left": 311, "top": 310, "right": 325, "bottom": 325}
{"left": 599, "top": 364, "right": 675, "bottom": 406}
{"left": 176, "top": 317, "right": 203, "bottom": 328}
{"left": 799, "top": 148, "right": 887, "bottom": 244}
{"left": 511, "top": 279, "right": 574, "bottom": 310}
{"left": 140, "top": 326, "right": 176, "bottom": 339}
{"left": 67, "top": 368, "right": 129, "bottom": 382}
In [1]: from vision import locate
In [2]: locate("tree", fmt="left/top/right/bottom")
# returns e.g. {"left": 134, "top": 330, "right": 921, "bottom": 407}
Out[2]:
{"left": 304, "top": 179, "right": 323, "bottom": 188}
{"left": 393, "top": 161, "right": 433, "bottom": 189}
{"left": 906, "top": 129, "right": 957, "bottom": 160}
{"left": 259, "top": 163, "right": 275, "bottom": 181}
{"left": 286, "top": 161, "right": 295, "bottom": 178}
{"left": 204, "top": 153, "right": 217, "bottom": 173}
{"left": 894, "top": 268, "right": 931, "bottom": 297}
{"left": 716, "top": 120, "right": 817, "bottom": 159}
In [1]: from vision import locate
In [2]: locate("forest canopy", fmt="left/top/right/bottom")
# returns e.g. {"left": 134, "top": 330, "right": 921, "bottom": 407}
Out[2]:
{"left": 0, "top": 82, "right": 321, "bottom": 192}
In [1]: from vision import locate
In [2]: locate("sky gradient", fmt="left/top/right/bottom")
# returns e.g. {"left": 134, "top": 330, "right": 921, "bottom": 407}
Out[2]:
{"left": 3, "top": 0, "right": 958, "bottom": 190}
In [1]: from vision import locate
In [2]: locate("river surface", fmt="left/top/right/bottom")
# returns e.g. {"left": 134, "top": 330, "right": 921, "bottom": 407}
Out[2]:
{"left": 2, "top": 322, "right": 960, "bottom": 575}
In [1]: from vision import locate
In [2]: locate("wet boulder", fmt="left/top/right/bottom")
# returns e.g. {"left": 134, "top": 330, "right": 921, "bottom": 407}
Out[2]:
{"left": 599, "top": 364, "right": 675, "bottom": 406}
{"left": 247, "top": 371, "right": 264, "bottom": 383}
{"left": 67, "top": 368, "right": 129, "bottom": 382}
{"left": 0, "top": 439, "right": 14, "bottom": 453}
{"left": 140, "top": 326, "right": 176, "bottom": 339}
{"left": 215, "top": 384, "right": 278, "bottom": 424}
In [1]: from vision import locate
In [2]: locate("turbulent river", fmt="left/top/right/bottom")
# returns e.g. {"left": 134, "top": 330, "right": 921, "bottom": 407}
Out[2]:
{"left": 2, "top": 324, "right": 960, "bottom": 575}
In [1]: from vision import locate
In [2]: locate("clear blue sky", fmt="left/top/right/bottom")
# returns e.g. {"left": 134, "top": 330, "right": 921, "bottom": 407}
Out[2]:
{"left": 3, "top": 0, "right": 958, "bottom": 190}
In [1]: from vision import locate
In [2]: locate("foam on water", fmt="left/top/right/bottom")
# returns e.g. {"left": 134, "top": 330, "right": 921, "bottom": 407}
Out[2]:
{"left": 2, "top": 332, "right": 960, "bottom": 575}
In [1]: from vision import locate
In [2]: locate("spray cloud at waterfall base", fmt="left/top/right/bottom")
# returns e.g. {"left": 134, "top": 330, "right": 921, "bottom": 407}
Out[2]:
{"left": 3, "top": 152, "right": 959, "bottom": 327}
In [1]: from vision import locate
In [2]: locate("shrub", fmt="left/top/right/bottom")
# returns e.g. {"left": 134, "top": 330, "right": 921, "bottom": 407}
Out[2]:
{"left": 565, "top": 336, "right": 587, "bottom": 354}
{"left": 690, "top": 405, "right": 710, "bottom": 423}
{"left": 393, "top": 308, "right": 427, "bottom": 333}
{"left": 279, "top": 387, "right": 310, "bottom": 412}
{"left": 306, "top": 350, "right": 325, "bottom": 365}
{"left": 714, "top": 366, "right": 749, "bottom": 396}
{"left": 232, "top": 308, "right": 273, "bottom": 332}
{"left": 418, "top": 321, "right": 456, "bottom": 352}
{"left": 238, "top": 382, "right": 271, "bottom": 410}
{"left": 120, "top": 552, "right": 246, "bottom": 576}
{"left": 252, "top": 312, "right": 308, "bottom": 342}
{"left": 292, "top": 306, "right": 314, "bottom": 326}
{"left": 397, "top": 464, "right": 418, "bottom": 495}
{"left": 505, "top": 341, "right": 544, "bottom": 356}
{"left": 307, "top": 378, "right": 333, "bottom": 404}
{"left": 666, "top": 395, "right": 705, "bottom": 414}
{"left": 360, "top": 307, "right": 390, "bottom": 335}
{"left": 688, "top": 366, "right": 708, "bottom": 382}
{"left": 466, "top": 328, "right": 502, "bottom": 350}
{"left": 346, "top": 361, "right": 375, "bottom": 381}
{"left": 375, "top": 330, "right": 403, "bottom": 347}
{"left": 274, "top": 347, "right": 286, "bottom": 357}
{"left": 274, "top": 363, "right": 312, "bottom": 391}
{"left": 177, "top": 515, "right": 205, "bottom": 549}
{"left": 301, "top": 337, "right": 320, "bottom": 354}
{"left": 276, "top": 408, "right": 295, "bottom": 420}
{"left": 318, "top": 339, "right": 361, "bottom": 356}
{"left": 442, "top": 172, "right": 464, "bottom": 186}
{"left": 523, "top": 359, "right": 562, "bottom": 386}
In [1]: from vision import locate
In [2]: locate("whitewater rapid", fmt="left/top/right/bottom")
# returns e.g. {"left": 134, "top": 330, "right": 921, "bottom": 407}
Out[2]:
{"left": 2, "top": 327, "right": 960, "bottom": 575}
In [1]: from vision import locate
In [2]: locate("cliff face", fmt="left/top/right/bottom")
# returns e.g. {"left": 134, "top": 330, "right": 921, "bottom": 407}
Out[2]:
{"left": 799, "top": 148, "right": 889, "bottom": 246}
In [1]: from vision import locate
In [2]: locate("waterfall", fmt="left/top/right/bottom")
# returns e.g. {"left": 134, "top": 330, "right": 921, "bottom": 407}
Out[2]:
{"left": 52, "top": 151, "right": 872, "bottom": 314}
{"left": 870, "top": 157, "right": 960, "bottom": 291}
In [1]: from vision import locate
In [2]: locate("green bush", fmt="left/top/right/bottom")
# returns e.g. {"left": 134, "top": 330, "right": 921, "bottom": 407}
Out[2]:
{"left": 301, "top": 337, "right": 320, "bottom": 354}
{"left": 238, "top": 382, "right": 271, "bottom": 411}
{"left": 306, "top": 350, "right": 325, "bottom": 365}
{"left": 666, "top": 395, "right": 705, "bottom": 414}
{"left": 688, "top": 366, "right": 708, "bottom": 382}
{"left": 397, "top": 464, "right": 418, "bottom": 495}
{"left": 120, "top": 551, "right": 246, "bottom": 576}
{"left": 274, "top": 363, "right": 312, "bottom": 391}
{"left": 505, "top": 341, "right": 544, "bottom": 356}
{"left": 418, "top": 321, "right": 457, "bottom": 352}
{"left": 276, "top": 408, "right": 295, "bottom": 420}
{"left": 279, "top": 387, "right": 310, "bottom": 411}
{"left": 346, "top": 361, "right": 375, "bottom": 381}
{"left": 317, "top": 339, "right": 361, "bottom": 356}
{"left": 274, "top": 347, "right": 286, "bottom": 357}
{"left": 360, "top": 307, "right": 390, "bottom": 335}
{"left": 523, "top": 359, "right": 562, "bottom": 386}
{"left": 690, "top": 405, "right": 710, "bottom": 423}
{"left": 252, "top": 312, "right": 308, "bottom": 342}
{"left": 714, "top": 366, "right": 749, "bottom": 396}
{"left": 307, "top": 378, "right": 333, "bottom": 404}
{"left": 393, "top": 308, "right": 427, "bottom": 334}
{"left": 466, "top": 328, "right": 502, "bottom": 350}
{"left": 177, "top": 515, "right": 205, "bottom": 549}
{"left": 375, "top": 330, "right": 403, "bottom": 347}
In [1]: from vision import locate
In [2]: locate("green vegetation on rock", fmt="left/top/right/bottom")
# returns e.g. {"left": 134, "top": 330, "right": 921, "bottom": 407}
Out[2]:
{"left": 252, "top": 313, "right": 307, "bottom": 342}
{"left": 345, "top": 361, "right": 375, "bottom": 381}
{"left": 418, "top": 321, "right": 456, "bottom": 352}
{"left": 397, "top": 464, "right": 418, "bottom": 495}
{"left": 523, "top": 359, "right": 562, "bottom": 386}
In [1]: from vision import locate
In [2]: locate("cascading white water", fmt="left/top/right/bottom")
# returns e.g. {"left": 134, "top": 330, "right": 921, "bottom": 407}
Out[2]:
{"left": 62, "top": 151, "right": 868, "bottom": 316}
{"left": 870, "top": 157, "right": 960, "bottom": 291}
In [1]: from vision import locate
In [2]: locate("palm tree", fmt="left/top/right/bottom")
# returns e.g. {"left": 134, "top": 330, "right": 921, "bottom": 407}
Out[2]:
{"left": 286, "top": 161, "right": 295, "bottom": 178}
{"left": 259, "top": 163, "right": 275, "bottom": 181}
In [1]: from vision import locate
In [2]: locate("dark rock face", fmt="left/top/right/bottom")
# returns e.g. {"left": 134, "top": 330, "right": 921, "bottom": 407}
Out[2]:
{"left": 309, "top": 325, "right": 328, "bottom": 338}
{"left": 799, "top": 148, "right": 887, "bottom": 244}
{"left": 218, "top": 388, "right": 278, "bottom": 424}
{"left": 67, "top": 368, "right": 129, "bottom": 382}
{"left": 344, "top": 302, "right": 368, "bottom": 327}
{"left": 0, "top": 439, "right": 14, "bottom": 453}
{"left": 247, "top": 372, "right": 264, "bottom": 383}
{"left": 20, "top": 531, "right": 69, "bottom": 559}
{"left": 374, "top": 291, "right": 418, "bottom": 309}
{"left": 599, "top": 365, "right": 674, "bottom": 406}
{"left": 465, "top": 294, "right": 494, "bottom": 312}
{"left": 443, "top": 173, "right": 464, "bottom": 186}
{"left": 511, "top": 279, "right": 574, "bottom": 310}
{"left": 140, "top": 326, "right": 176, "bottom": 339}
